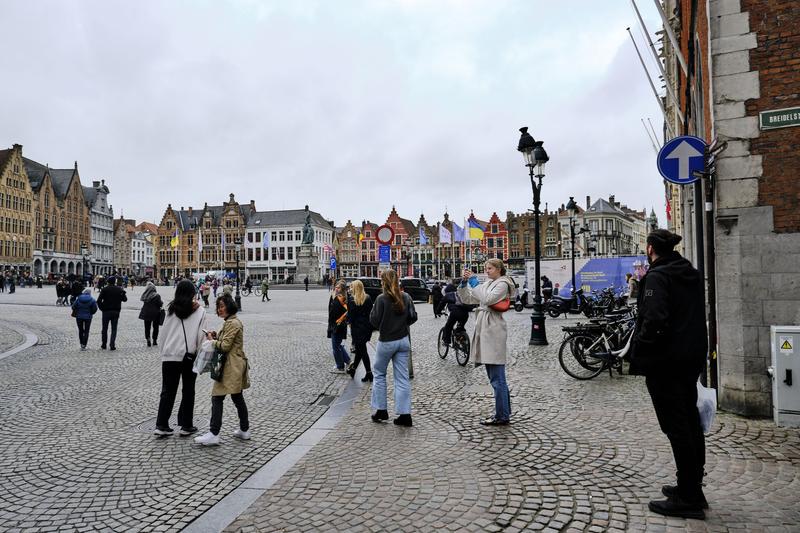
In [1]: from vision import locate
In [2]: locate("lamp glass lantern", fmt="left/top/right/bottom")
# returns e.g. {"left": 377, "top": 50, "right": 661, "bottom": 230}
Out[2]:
{"left": 517, "top": 127, "right": 536, "bottom": 166}
{"left": 532, "top": 141, "right": 549, "bottom": 176}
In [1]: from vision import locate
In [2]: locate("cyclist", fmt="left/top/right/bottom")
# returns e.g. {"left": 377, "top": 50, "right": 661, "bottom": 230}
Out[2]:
{"left": 440, "top": 279, "right": 476, "bottom": 345}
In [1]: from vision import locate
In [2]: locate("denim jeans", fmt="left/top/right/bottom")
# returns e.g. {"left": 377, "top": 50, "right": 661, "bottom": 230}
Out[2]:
{"left": 331, "top": 332, "right": 351, "bottom": 370}
{"left": 371, "top": 336, "right": 411, "bottom": 415}
{"left": 485, "top": 364, "right": 511, "bottom": 421}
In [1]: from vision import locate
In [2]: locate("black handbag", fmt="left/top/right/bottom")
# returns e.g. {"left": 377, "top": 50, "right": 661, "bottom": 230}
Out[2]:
{"left": 180, "top": 320, "right": 196, "bottom": 363}
{"left": 158, "top": 308, "right": 166, "bottom": 326}
{"left": 209, "top": 348, "right": 227, "bottom": 382}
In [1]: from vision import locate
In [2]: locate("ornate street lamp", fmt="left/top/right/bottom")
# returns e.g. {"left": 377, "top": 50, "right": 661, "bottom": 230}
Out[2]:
{"left": 564, "top": 197, "right": 588, "bottom": 294}
{"left": 518, "top": 126, "right": 549, "bottom": 345}
{"left": 234, "top": 238, "right": 242, "bottom": 311}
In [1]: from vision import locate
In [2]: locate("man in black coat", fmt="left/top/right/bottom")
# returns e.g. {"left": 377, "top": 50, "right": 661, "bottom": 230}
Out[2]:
{"left": 630, "top": 229, "right": 708, "bottom": 519}
{"left": 97, "top": 276, "right": 128, "bottom": 351}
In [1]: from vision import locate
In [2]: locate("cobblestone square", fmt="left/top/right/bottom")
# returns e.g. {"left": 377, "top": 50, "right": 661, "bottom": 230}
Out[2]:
{"left": 1, "top": 287, "right": 799, "bottom": 532}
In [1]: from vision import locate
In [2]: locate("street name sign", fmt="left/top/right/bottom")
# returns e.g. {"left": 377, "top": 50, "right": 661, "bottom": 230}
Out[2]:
{"left": 657, "top": 135, "right": 707, "bottom": 185}
{"left": 760, "top": 106, "right": 800, "bottom": 131}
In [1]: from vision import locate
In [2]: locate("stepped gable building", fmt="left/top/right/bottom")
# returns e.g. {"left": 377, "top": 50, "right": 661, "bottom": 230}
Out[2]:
{"left": 82, "top": 180, "right": 114, "bottom": 276}
{"left": 359, "top": 221, "right": 379, "bottom": 277}
{"left": 335, "top": 220, "right": 360, "bottom": 278}
{"left": 245, "top": 206, "right": 334, "bottom": 282}
{"left": 384, "top": 206, "right": 416, "bottom": 276}
{"left": 155, "top": 194, "right": 253, "bottom": 280}
{"left": 0, "top": 144, "right": 34, "bottom": 273}
{"left": 113, "top": 217, "right": 136, "bottom": 275}
{"left": 24, "top": 156, "right": 90, "bottom": 278}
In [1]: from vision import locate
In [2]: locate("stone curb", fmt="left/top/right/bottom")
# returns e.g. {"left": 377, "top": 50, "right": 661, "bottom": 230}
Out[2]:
{"left": 0, "top": 321, "right": 39, "bottom": 361}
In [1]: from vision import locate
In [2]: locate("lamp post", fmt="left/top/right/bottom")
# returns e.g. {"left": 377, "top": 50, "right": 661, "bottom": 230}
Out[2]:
{"left": 564, "top": 197, "right": 588, "bottom": 293}
{"left": 518, "top": 126, "right": 549, "bottom": 346}
{"left": 234, "top": 238, "right": 242, "bottom": 311}
{"left": 80, "top": 243, "right": 91, "bottom": 283}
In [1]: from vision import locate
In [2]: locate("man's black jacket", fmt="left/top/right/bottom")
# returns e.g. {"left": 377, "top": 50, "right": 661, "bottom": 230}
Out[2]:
{"left": 629, "top": 251, "right": 707, "bottom": 378}
{"left": 97, "top": 285, "right": 128, "bottom": 313}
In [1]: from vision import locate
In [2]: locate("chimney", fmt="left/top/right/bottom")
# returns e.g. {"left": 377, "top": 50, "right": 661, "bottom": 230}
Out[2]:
{"left": 249, "top": 199, "right": 256, "bottom": 211}
{"left": 586, "top": 195, "right": 591, "bottom": 209}
{"left": 101, "top": 179, "right": 105, "bottom": 185}
{"left": 92, "top": 181, "right": 100, "bottom": 188}
{"left": 188, "top": 206, "right": 193, "bottom": 217}
{"left": 609, "top": 194, "right": 615, "bottom": 205}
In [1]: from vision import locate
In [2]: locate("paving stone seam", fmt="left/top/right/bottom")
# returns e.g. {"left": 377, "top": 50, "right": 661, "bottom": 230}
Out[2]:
{"left": 0, "top": 320, "right": 39, "bottom": 361}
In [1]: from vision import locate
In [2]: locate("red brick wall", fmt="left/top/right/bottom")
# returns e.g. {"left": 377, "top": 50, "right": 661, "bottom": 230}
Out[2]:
{"left": 678, "top": 0, "right": 713, "bottom": 140}
{"left": 743, "top": 0, "right": 800, "bottom": 232}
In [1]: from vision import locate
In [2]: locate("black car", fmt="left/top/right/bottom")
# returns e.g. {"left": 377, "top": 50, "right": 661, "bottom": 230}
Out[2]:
{"left": 358, "top": 278, "right": 384, "bottom": 302}
{"left": 399, "top": 277, "right": 431, "bottom": 302}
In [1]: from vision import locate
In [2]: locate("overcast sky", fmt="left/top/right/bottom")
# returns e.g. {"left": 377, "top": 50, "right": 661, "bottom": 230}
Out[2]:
{"left": 1, "top": 0, "right": 668, "bottom": 228}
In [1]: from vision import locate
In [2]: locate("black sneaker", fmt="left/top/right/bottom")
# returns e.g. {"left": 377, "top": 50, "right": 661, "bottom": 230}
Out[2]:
{"left": 661, "top": 485, "right": 709, "bottom": 509}
{"left": 649, "top": 496, "right": 705, "bottom": 520}
{"left": 371, "top": 409, "right": 389, "bottom": 423}
{"left": 480, "top": 417, "right": 510, "bottom": 426}
{"left": 153, "top": 426, "right": 174, "bottom": 436}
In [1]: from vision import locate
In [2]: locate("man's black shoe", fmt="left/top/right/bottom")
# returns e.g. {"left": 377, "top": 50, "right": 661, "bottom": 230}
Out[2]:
{"left": 649, "top": 496, "right": 705, "bottom": 520}
{"left": 371, "top": 410, "right": 389, "bottom": 423}
{"left": 661, "top": 485, "right": 709, "bottom": 509}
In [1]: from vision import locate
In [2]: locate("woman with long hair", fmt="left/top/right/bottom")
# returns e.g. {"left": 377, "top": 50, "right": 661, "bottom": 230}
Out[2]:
{"left": 139, "top": 281, "right": 163, "bottom": 347}
{"left": 327, "top": 280, "right": 351, "bottom": 373}
{"left": 369, "top": 269, "right": 417, "bottom": 426}
{"left": 347, "top": 280, "right": 374, "bottom": 382}
{"left": 458, "top": 258, "right": 516, "bottom": 425}
{"left": 153, "top": 279, "right": 207, "bottom": 437}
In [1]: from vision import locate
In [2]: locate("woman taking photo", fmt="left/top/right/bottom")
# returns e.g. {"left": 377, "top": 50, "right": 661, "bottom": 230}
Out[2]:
{"left": 139, "top": 281, "right": 163, "bottom": 347}
{"left": 71, "top": 287, "right": 98, "bottom": 350}
{"left": 458, "top": 258, "right": 516, "bottom": 426}
{"left": 195, "top": 294, "right": 251, "bottom": 446}
{"left": 347, "top": 280, "right": 374, "bottom": 382}
{"left": 327, "top": 280, "right": 351, "bottom": 373}
{"left": 154, "top": 280, "right": 207, "bottom": 437}
{"left": 369, "top": 270, "right": 417, "bottom": 427}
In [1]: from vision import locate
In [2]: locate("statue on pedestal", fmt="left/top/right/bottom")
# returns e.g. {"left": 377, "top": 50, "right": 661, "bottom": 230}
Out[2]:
{"left": 302, "top": 205, "right": 314, "bottom": 245}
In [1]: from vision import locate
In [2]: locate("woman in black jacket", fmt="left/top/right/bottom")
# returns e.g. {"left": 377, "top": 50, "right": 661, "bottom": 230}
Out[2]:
{"left": 139, "top": 282, "right": 164, "bottom": 347}
{"left": 327, "top": 281, "right": 351, "bottom": 373}
{"left": 347, "top": 280, "right": 374, "bottom": 382}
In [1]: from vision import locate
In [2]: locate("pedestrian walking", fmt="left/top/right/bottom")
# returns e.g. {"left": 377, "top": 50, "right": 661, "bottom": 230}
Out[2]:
{"left": 201, "top": 281, "right": 211, "bottom": 307}
{"left": 139, "top": 281, "right": 164, "bottom": 347}
{"left": 71, "top": 287, "right": 98, "bottom": 350}
{"left": 304, "top": 276, "right": 309, "bottom": 291}
{"left": 327, "top": 281, "right": 351, "bottom": 373}
{"left": 369, "top": 269, "right": 417, "bottom": 427}
{"left": 629, "top": 229, "right": 709, "bottom": 519}
{"left": 261, "top": 278, "right": 271, "bottom": 302}
{"left": 97, "top": 276, "right": 127, "bottom": 351}
{"left": 431, "top": 281, "right": 443, "bottom": 318}
{"left": 70, "top": 278, "right": 84, "bottom": 305}
{"left": 458, "top": 259, "right": 516, "bottom": 426}
{"left": 346, "top": 280, "right": 374, "bottom": 382}
{"left": 154, "top": 279, "right": 207, "bottom": 437}
{"left": 195, "top": 294, "right": 251, "bottom": 446}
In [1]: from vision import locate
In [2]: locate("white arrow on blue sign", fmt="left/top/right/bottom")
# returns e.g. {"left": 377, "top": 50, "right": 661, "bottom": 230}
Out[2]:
{"left": 657, "top": 135, "right": 707, "bottom": 185}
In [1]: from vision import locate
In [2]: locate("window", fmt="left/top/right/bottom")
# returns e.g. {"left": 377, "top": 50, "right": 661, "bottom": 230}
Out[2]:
{"left": 279, "top": 231, "right": 285, "bottom": 241}
{"left": 287, "top": 231, "right": 293, "bottom": 241}
{"left": 295, "top": 230, "right": 301, "bottom": 240}
{"left": 487, "top": 238, "right": 494, "bottom": 248}
{"left": 496, "top": 238, "right": 503, "bottom": 249}
{"left": 288, "top": 247, "right": 294, "bottom": 260}
{"left": 548, "top": 219, "right": 554, "bottom": 228}
{"left": 491, "top": 224, "right": 498, "bottom": 233}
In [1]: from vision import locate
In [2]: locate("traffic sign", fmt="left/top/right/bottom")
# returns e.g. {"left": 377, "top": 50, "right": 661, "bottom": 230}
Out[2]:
{"left": 657, "top": 135, "right": 707, "bottom": 185}
{"left": 376, "top": 225, "right": 394, "bottom": 245}
{"left": 330, "top": 257, "right": 337, "bottom": 270}
{"left": 378, "top": 244, "right": 391, "bottom": 263}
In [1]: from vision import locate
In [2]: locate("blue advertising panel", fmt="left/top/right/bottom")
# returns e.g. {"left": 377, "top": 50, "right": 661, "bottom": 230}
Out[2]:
{"left": 378, "top": 244, "right": 391, "bottom": 263}
{"left": 657, "top": 135, "right": 707, "bottom": 185}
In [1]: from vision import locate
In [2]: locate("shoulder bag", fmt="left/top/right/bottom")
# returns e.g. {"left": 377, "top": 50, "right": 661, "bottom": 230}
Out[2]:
{"left": 180, "top": 319, "right": 196, "bottom": 363}
{"left": 208, "top": 321, "right": 227, "bottom": 382}
{"left": 488, "top": 280, "right": 511, "bottom": 312}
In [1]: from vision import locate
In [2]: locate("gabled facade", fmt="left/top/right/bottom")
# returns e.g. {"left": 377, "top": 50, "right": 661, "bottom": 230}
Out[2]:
{"left": 483, "top": 212, "right": 509, "bottom": 262}
{"left": 506, "top": 208, "right": 561, "bottom": 269}
{"left": 385, "top": 206, "right": 415, "bottom": 276}
{"left": 335, "top": 220, "right": 360, "bottom": 278}
{"left": 359, "top": 221, "right": 379, "bottom": 277}
{"left": 0, "top": 144, "right": 34, "bottom": 273}
{"left": 113, "top": 217, "right": 135, "bottom": 275}
{"left": 83, "top": 179, "right": 114, "bottom": 276}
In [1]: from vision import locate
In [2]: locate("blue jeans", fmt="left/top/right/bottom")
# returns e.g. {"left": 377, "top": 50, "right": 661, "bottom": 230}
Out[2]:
{"left": 485, "top": 364, "right": 510, "bottom": 421}
{"left": 371, "top": 336, "right": 411, "bottom": 415}
{"left": 331, "top": 332, "right": 351, "bottom": 370}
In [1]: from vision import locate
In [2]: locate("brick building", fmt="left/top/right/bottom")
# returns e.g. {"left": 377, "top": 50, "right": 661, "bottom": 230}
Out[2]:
{"left": 662, "top": 0, "right": 800, "bottom": 416}
{"left": 0, "top": 145, "right": 34, "bottom": 273}
{"left": 483, "top": 212, "right": 509, "bottom": 262}
{"left": 359, "top": 221, "right": 379, "bottom": 277}
{"left": 505, "top": 208, "right": 561, "bottom": 271}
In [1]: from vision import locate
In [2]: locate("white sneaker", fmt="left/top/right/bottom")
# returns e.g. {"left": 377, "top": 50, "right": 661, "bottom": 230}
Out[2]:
{"left": 193, "top": 432, "right": 220, "bottom": 446}
{"left": 329, "top": 367, "right": 345, "bottom": 374}
{"left": 233, "top": 429, "right": 251, "bottom": 440}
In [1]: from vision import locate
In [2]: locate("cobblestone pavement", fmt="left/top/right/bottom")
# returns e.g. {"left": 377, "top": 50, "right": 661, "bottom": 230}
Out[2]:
{"left": 2, "top": 287, "right": 799, "bottom": 532}
{"left": 226, "top": 304, "right": 800, "bottom": 532}
{"left": 0, "top": 323, "right": 23, "bottom": 353}
{"left": 0, "top": 287, "right": 349, "bottom": 532}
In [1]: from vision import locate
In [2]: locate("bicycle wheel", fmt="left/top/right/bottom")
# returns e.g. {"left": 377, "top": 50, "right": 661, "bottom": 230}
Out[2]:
{"left": 437, "top": 328, "right": 449, "bottom": 359}
{"left": 454, "top": 331, "right": 470, "bottom": 366}
{"left": 254, "top": 287, "right": 261, "bottom": 296}
{"left": 241, "top": 288, "right": 250, "bottom": 297}
{"left": 558, "top": 334, "right": 606, "bottom": 380}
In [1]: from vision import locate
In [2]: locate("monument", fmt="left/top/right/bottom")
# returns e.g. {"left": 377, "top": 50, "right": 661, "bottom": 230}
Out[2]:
{"left": 296, "top": 205, "right": 320, "bottom": 283}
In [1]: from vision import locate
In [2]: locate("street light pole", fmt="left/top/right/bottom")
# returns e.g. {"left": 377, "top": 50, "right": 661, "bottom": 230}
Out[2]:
{"left": 518, "top": 127, "right": 549, "bottom": 346}
{"left": 234, "top": 238, "right": 242, "bottom": 311}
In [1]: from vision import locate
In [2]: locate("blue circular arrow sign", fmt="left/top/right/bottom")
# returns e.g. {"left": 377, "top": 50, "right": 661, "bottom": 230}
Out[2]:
{"left": 657, "top": 135, "right": 707, "bottom": 185}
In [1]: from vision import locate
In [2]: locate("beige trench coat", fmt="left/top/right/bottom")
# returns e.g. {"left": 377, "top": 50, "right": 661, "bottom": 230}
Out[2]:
{"left": 457, "top": 276, "right": 515, "bottom": 365}
{"left": 211, "top": 315, "right": 250, "bottom": 396}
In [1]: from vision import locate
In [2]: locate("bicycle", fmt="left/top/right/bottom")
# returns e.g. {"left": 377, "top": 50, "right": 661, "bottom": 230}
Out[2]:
{"left": 558, "top": 315, "right": 635, "bottom": 380}
{"left": 437, "top": 325, "right": 470, "bottom": 366}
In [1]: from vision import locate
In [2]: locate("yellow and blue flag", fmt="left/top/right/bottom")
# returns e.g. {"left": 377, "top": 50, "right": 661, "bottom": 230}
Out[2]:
{"left": 468, "top": 219, "right": 485, "bottom": 240}
{"left": 170, "top": 228, "right": 179, "bottom": 248}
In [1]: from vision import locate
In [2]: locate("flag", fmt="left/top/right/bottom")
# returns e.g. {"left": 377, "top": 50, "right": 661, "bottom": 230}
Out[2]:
{"left": 358, "top": 232, "right": 364, "bottom": 242}
{"left": 452, "top": 221, "right": 465, "bottom": 242}
{"left": 665, "top": 195, "right": 672, "bottom": 222}
{"left": 170, "top": 228, "right": 179, "bottom": 248}
{"left": 221, "top": 231, "right": 226, "bottom": 250}
{"left": 262, "top": 231, "right": 270, "bottom": 249}
{"left": 324, "top": 243, "right": 334, "bottom": 255}
{"left": 468, "top": 218, "right": 485, "bottom": 240}
{"left": 197, "top": 229, "right": 203, "bottom": 253}
{"left": 419, "top": 227, "right": 428, "bottom": 245}
{"left": 439, "top": 224, "right": 451, "bottom": 244}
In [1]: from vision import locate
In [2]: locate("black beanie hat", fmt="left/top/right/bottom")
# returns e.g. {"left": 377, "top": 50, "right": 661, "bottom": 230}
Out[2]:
{"left": 647, "top": 229, "right": 682, "bottom": 255}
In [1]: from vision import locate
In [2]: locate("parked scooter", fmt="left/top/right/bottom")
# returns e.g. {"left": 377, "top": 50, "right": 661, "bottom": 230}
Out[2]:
{"left": 545, "top": 288, "right": 593, "bottom": 318}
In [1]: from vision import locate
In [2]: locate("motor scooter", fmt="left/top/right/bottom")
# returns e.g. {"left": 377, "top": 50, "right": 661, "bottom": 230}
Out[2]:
{"left": 544, "top": 288, "right": 592, "bottom": 318}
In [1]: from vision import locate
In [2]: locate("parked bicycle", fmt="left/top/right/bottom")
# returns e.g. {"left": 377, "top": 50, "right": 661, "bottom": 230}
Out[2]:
{"left": 558, "top": 312, "right": 636, "bottom": 380}
{"left": 438, "top": 325, "right": 470, "bottom": 366}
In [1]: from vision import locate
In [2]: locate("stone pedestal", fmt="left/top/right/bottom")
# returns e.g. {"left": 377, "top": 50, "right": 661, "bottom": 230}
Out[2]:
{"left": 296, "top": 244, "right": 320, "bottom": 283}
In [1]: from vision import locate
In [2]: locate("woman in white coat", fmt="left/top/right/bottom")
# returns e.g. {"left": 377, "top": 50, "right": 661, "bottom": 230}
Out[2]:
{"left": 458, "top": 258, "right": 516, "bottom": 425}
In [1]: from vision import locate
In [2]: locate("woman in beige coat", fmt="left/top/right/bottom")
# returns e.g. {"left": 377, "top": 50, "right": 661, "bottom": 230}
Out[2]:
{"left": 458, "top": 258, "right": 516, "bottom": 425}
{"left": 194, "top": 294, "right": 251, "bottom": 446}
